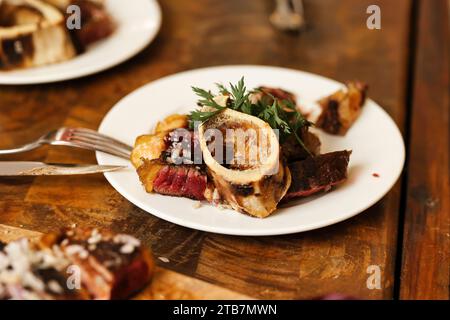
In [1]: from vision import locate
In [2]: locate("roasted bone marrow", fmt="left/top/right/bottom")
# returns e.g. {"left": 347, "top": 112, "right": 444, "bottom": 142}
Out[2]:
{"left": 198, "top": 106, "right": 291, "bottom": 218}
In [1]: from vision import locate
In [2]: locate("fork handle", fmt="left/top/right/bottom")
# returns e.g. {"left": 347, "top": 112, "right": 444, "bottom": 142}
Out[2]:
{"left": 0, "top": 141, "right": 42, "bottom": 155}
{"left": 50, "top": 140, "right": 131, "bottom": 160}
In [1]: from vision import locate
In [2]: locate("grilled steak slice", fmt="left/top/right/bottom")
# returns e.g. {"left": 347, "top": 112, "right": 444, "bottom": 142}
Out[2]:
{"left": 316, "top": 82, "right": 368, "bottom": 135}
{"left": 284, "top": 151, "right": 351, "bottom": 200}
{"left": 41, "top": 228, "right": 154, "bottom": 300}
{"left": 138, "top": 160, "right": 208, "bottom": 201}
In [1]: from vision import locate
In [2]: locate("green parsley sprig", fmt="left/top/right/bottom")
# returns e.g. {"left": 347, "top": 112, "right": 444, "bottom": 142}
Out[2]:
{"left": 189, "top": 77, "right": 313, "bottom": 155}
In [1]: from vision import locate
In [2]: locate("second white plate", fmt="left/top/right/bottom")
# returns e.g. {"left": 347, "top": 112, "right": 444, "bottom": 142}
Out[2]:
{"left": 97, "top": 65, "right": 405, "bottom": 236}
{"left": 0, "top": 0, "right": 162, "bottom": 85}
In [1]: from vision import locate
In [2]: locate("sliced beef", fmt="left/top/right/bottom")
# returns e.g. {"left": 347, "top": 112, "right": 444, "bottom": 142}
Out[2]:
{"left": 284, "top": 150, "right": 351, "bottom": 200}
{"left": 138, "top": 159, "right": 208, "bottom": 201}
{"left": 153, "top": 164, "right": 207, "bottom": 201}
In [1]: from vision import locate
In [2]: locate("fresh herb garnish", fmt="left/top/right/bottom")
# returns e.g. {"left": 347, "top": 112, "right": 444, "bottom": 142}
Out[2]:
{"left": 189, "top": 77, "right": 313, "bottom": 154}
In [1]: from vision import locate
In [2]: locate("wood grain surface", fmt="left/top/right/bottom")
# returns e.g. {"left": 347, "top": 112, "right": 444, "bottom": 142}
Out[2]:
{"left": 399, "top": 0, "right": 450, "bottom": 300}
{"left": 0, "top": 0, "right": 447, "bottom": 300}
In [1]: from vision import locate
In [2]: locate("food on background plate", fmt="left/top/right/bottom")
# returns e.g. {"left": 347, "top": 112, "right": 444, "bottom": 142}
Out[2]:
{"left": 0, "top": 0, "right": 115, "bottom": 70}
{"left": 0, "top": 227, "right": 154, "bottom": 300}
{"left": 132, "top": 78, "right": 368, "bottom": 218}
{"left": 0, "top": 0, "right": 76, "bottom": 69}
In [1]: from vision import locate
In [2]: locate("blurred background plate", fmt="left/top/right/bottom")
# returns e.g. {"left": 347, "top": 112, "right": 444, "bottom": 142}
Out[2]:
{"left": 96, "top": 65, "right": 405, "bottom": 236}
{"left": 0, "top": 0, "right": 162, "bottom": 85}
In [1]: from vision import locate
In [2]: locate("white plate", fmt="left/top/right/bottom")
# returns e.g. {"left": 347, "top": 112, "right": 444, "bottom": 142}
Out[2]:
{"left": 97, "top": 65, "right": 405, "bottom": 236}
{"left": 0, "top": 0, "right": 161, "bottom": 85}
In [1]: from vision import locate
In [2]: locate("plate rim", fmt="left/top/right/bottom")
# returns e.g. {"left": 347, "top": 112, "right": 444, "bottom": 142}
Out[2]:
{"left": 0, "top": 0, "right": 162, "bottom": 85}
{"left": 97, "top": 64, "right": 406, "bottom": 236}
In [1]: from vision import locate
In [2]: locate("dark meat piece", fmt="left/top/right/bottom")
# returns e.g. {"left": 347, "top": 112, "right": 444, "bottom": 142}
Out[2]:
{"left": 284, "top": 151, "right": 351, "bottom": 200}
{"left": 282, "top": 128, "right": 321, "bottom": 162}
{"left": 316, "top": 82, "right": 368, "bottom": 135}
{"left": 0, "top": 241, "right": 5, "bottom": 251}
{"left": 151, "top": 162, "right": 208, "bottom": 201}
{"left": 70, "top": 0, "right": 115, "bottom": 51}
{"left": 40, "top": 228, "right": 154, "bottom": 300}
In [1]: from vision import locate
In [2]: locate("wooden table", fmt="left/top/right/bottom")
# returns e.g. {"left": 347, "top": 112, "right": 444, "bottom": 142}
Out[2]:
{"left": 0, "top": 0, "right": 448, "bottom": 300}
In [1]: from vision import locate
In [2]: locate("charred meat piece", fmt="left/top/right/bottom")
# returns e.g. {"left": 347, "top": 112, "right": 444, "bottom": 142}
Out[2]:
{"left": 316, "top": 82, "right": 368, "bottom": 135}
{"left": 138, "top": 160, "right": 208, "bottom": 201}
{"left": 40, "top": 228, "right": 154, "bottom": 300}
{"left": 284, "top": 151, "right": 351, "bottom": 200}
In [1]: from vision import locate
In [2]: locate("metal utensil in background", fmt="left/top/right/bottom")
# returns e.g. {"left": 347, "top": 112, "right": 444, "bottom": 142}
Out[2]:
{"left": 0, "top": 127, "right": 132, "bottom": 160}
{"left": 0, "top": 162, "right": 126, "bottom": 176}
{"left": 270, "top": 0, "right": 306, "bottom": 31}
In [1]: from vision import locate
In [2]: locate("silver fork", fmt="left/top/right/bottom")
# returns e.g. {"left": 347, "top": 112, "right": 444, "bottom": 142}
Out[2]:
{"left": 270, "top": 0, "right": 306, "bottom": 31}
{"left": 0, "top": 127, "right": 132, "bottom": 160}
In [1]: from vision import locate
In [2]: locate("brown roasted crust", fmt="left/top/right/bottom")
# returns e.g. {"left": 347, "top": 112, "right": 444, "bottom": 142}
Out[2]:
{"left": 137, "top": 159, "right": 167, "bottom": 193}
{"left": 316, "top": 82, "right": 368, "bottom": 135}
{"left": 40, "top": 228, "right": 154, "bottom": 300}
